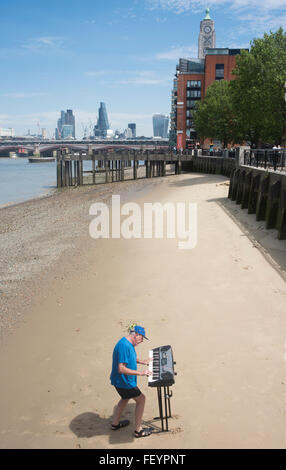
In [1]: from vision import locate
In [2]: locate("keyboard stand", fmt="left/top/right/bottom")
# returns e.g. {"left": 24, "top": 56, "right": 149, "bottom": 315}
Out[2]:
{"left": 154, "top": 385, "right": 173, "bottom": 432}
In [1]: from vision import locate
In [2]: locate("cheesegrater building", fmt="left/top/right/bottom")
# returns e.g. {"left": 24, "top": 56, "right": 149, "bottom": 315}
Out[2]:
{"left": 170, "top": 9, "right": 248, "bottom": 150}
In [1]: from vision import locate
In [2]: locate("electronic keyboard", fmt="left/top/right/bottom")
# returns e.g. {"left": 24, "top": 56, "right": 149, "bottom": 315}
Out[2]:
{"left": 148, "top": 345, "right": 175, "bottom": 388}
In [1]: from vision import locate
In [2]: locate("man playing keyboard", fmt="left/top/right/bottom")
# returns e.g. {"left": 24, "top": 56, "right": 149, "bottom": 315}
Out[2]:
{"left": 110, "top": 325, "right": 152, "bottom": 438}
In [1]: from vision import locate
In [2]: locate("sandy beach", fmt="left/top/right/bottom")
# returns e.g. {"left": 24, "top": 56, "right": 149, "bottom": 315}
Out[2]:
{"left": 1, "top": 171, "right": 286, "bottom": 449}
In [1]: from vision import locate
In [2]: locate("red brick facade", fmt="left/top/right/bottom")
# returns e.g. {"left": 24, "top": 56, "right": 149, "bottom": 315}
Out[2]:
{"left": 176, "top": 51, "right": 241, "bottom": 149}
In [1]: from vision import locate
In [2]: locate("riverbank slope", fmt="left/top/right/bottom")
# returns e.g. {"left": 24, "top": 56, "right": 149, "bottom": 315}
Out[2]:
{"left": 0, "top": 173, "right": 286, "bottom": 449}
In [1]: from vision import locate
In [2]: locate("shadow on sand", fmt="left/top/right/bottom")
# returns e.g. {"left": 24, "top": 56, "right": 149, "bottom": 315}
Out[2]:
{"left": 69, "top": 403, "right": 159, "bottom": 445}
{"left": 208, "top": 195, "right": 286, "bottom": 279}
{"left": 170, "top": 173, "right": 228, "bottom": 188}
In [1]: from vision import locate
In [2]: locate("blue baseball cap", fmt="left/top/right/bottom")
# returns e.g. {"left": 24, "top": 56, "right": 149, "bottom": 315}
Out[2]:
{"left": 134, "top": 325, "right": 149, "bottom": 340}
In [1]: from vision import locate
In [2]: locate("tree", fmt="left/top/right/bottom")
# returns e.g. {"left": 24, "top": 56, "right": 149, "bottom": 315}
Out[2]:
{"left": 232, "top": 28, "right": 286, "bottom": 146}
{"left": 193, "top": 80, "right": 237, "bottom": 148}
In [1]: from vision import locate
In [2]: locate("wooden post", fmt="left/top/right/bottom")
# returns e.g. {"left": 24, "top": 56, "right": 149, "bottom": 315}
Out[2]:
{"left": 175, "top": 159, "right": 178, "bottom": 175}
{"left": 92, "top": 154, "right": 96, "bottom": 185}
{"left": 145, "top": 152, "right": 150, "bottom": 178}
{"left": 57, "top": 152, "right": 62, "bottom": 188}
{"left": 79, "top": 156, "right": 83, "bottom": 186}
{"left": 73, "top": 160, "right": 77, "bottom": 186}
{"left": 121, "top": 159, "right": 125, "bottom": 181}
{"left": 133, "top": 154, "right": 137, "bottom": 180}
{"left": 71, "top": 159, "right": 74, "bottom": 186}
{"left": 76, "top": 161, "right": 80, "bottom": 186}
{"left": 64, "top": 160, "right": 69, "bottom": 187}
{"left": 145, "top": 158, "right": 149, "bottom": 178}
{"left": 178, "top": 155, "right": 182, "bottom": 174}
{"left": 115, "top": 159, "right": 118, "bottom": 181}
{"left": 68, "top": 160, "right": 71, "bottom": 186}
{"left": 105, "top": 155, "right": 108, "bottom": 183}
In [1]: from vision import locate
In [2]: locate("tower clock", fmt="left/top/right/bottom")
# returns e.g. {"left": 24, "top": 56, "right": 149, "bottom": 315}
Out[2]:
{"left": 198, "top": 8, "right": 216, "bottom": 59}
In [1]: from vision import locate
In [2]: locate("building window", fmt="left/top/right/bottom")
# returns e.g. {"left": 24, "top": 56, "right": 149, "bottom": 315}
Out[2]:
{"left": 186, "top": 110, "right": 193, "bottom": 118}
{"left": 187, "top": 90, "right": 201, "bottom": 98}
{"left": 187, "top": 80, "right": 201, "bottom": 88}
{"left": 216, "top": 64, "right": 224, "bottom": 80}
{"left": 187, "top": 100, "right": 197, "bottom": 109}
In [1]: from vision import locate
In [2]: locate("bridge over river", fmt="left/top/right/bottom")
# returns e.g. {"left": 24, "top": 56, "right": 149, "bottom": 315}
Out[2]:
{"left": 0, "top": 139, "right": 169, "bottom": 157}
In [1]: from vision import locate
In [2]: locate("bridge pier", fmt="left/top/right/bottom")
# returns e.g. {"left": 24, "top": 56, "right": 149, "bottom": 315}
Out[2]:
{"left": 33, "top": 145, "right": 41, "bottom": 158}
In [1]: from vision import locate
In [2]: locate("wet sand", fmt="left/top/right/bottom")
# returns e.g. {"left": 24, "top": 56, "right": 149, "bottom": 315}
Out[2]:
{"left": 0, "top": 172, "right": 286, "bottom": 449}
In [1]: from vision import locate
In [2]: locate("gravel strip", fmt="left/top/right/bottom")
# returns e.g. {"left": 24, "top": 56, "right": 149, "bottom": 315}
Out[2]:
{"left": 0, "top": 174, "right": 178, "bottom": 342}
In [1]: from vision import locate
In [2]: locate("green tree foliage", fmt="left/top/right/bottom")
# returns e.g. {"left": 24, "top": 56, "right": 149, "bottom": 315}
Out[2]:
{"left": 193, "top": 28, "right": 286, "bottom": 147}
{"left": 231, "top": 28, "right": 286, "bottom": 146}
{"left": 193, "top": 80, "right": 236, "bottom": 148}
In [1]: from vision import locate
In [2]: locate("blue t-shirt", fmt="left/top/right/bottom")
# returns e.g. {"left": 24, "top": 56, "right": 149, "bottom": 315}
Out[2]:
{"left": 110, "top": 337, "right": 137, "bottom": 389}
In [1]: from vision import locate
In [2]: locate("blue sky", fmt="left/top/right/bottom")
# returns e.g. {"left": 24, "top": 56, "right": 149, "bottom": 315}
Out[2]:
{"left": 0, "top": 0, "right": 286, "bottom": 138}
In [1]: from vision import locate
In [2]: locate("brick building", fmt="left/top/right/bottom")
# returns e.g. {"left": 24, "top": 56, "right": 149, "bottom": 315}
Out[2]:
{"left": 170, "top": 10, "right": 248, "bottom": 150}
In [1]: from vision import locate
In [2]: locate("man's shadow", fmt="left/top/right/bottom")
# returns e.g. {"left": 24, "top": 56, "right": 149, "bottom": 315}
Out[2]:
{"left": 70, "top": 403, "right": 137, "bottom": 444}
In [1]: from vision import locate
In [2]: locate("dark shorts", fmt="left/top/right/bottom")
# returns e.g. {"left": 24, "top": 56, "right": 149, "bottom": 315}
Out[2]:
{"left": 115, "top": 386, "right": 142, "bottom": 400}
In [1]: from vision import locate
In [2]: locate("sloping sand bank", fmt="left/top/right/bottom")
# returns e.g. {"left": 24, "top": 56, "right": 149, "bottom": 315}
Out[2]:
{"left": 0, "top": 173, "right": 286, "bottom": 449}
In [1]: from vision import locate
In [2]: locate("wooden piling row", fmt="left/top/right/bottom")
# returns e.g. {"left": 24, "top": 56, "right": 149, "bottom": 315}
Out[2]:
{"left": 228, "top": 167, "right": 286, "bottom": 240}
{"left": 56, "top": 149, "right": 186, "bottom": 189}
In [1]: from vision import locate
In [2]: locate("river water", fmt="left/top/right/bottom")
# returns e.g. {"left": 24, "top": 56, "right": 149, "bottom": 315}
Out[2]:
{"left": 0, "top": 158, "right": 57, "bottom": 207}
{"left": 0, "top": 158, "right": 147, "bottom": 207}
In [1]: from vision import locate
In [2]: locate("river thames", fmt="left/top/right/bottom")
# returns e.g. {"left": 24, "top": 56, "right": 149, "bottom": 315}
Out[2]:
{"left": 0, "top": 158, "right": 57, "bottom": 207}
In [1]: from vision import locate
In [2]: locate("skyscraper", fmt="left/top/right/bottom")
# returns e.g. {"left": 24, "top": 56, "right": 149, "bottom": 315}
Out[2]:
{"left": 61, "top": 125, "right": 74, "bottom": 139}
{"left": 56, "top": 109, "right": 75, "bottom": 139}
{"left": 65, "top": 109, "right": 76, "bottom": 138}
{"left": 128, "top": 123, "right": 136, "bottom": 138}
{"left": 153, "top": 114, "right": 169, "bottom": 138}
{"left": 94, "top": 102, "right": 110, "bottom": 138}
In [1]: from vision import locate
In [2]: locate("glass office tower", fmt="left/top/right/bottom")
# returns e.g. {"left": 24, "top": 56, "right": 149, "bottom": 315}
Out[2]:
{"left": 153, "top": 114, "right": 169, "bottom": 138}
{"left": 94, "top": 102, "right": 110, "bottom": 138}
{"left": 56, "top": 109, "right": 75, "bottom": 139}
{"left": 128, "top": 123, "right": 136, "bottom": 138}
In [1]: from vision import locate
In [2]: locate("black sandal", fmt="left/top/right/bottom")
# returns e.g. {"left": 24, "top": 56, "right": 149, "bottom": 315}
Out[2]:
{"left": 134, "top": 428, "right": 152, "bottom": 438}
{"left": 111, "top": 419, "right": 130, "bottom": 430}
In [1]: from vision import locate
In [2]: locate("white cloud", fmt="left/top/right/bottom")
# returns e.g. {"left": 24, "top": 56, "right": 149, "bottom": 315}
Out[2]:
{"left": 118, "top": 78, "right": 167, "bottom": 85}
{"left": 146, "top": 0, "right": 286, "bottom": 13}
{"left": 2, "top": 92, "right": 49, "bottom": 98}
{"left": 21, "top": 37, "right": 65, "bottom": 51}
{"left": 156, "top": 45, "right": 198, "bottom": 60}
{"left": 146, "top": 1, "right": 286, "bottom": 44}
{"left": 237, "top": 13, "right": 286, "bottom": 32}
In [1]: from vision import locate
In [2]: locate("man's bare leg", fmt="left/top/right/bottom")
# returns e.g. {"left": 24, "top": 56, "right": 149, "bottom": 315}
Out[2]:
{"left": 133, "top": 393, "right": 146, "bottom": 432}
{"left": 112, "top": 398, "right": 129, "bottom": 426}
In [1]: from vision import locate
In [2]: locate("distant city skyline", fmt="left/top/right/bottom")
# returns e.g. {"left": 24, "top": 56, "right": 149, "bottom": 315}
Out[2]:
{"left": 0, "top": 1, "right": 285, "bottom": 137}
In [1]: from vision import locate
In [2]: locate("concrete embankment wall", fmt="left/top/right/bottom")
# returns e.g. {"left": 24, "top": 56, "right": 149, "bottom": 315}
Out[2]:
{"left": 228, "top": 166, "right": 286, "bottom": 240}
{"left": 182, "top": 156, "right": 236, "bottom": 177}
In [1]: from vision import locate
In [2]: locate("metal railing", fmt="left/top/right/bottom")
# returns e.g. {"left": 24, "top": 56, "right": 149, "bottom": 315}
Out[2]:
{"left": 244, "top": 149, "right": 286, "bottom": 172}
{"left": 202, "top": 149, "right": 223, "bottom": 157}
